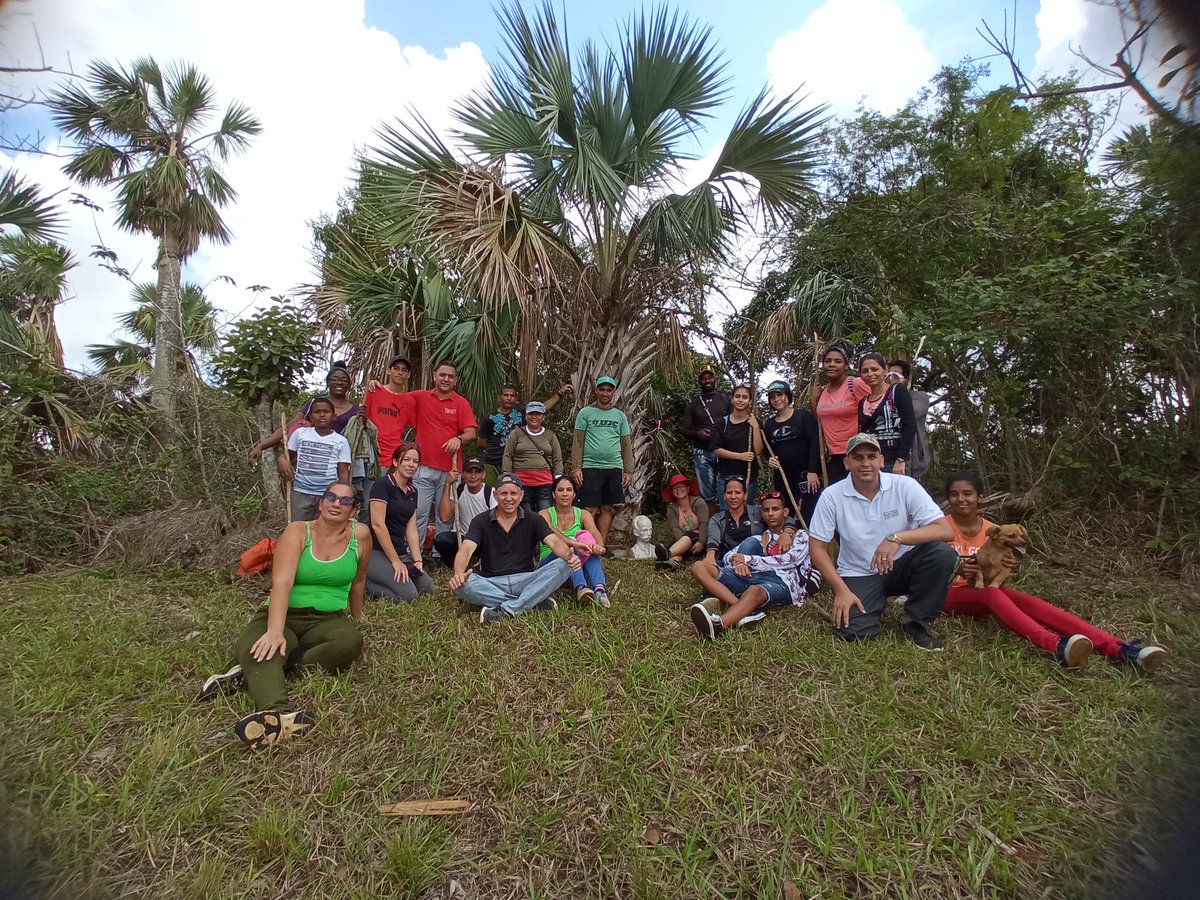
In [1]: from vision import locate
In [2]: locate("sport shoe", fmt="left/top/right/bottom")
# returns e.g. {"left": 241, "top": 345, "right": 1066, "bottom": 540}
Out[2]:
{"left": 594, "top": 587, "right": 611, "bottom": 609}
{"left": 737, "top": 611, "right": 767, "bottom": 628}
{"left": 533, "top": 597, "right": 558, "bottom": 613}
{"left": 689, "top": 603, "right": 725, "bottom": 641}
{"left": 233, "top": 708, "right": 315, "bottom": 749}
{"left": 699, "top": 596, "right": 723, "bottom": 614}
{"left": 654, "top": 543, "right": 670, "bottom": 562}
{"left": 1119, "top": 640, "right": 1167, "bottom": 675}
{"left": 893, "top": 594, "right": 909, "bottom": 607}
{"left": 655, "top": 558, "right": 678, "bottom": 571}
{"left": 480, "top": 606, "right": 508, "bottom": 625}
{"left": 1055, "top": 634, "right": 1093, "bottom": 669}
{"left": 805, "top": 568, "right": 822, "bottom": 597}
{"left": 902, "top": 621, "right": 943, "bottom": 651}
{"left": 197, "top": 664, "right": 244, "bottom": 702}
{"left": 575, "top": 585, "right": 595, "bottom": 603}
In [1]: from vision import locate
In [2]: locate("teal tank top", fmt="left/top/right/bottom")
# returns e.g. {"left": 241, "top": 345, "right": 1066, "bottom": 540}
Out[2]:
{"left": 538, "top": 506, "right": 581, "bottom": 560}
{"left": 285, "top": 522, "right": 359, "bottom": 612}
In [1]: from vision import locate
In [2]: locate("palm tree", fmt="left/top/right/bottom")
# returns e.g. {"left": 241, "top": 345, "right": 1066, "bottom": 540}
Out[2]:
{"left": 0, "top": 171, "right": 63, "bottom": 239}
{"left": 364, "top": 2, "right": 828, "bottom": 520}
{"left": 51, "top": 58, "right": 260, "bottom": 431}
{"left": 87, "top": 281, "right": 219, "bottom": 387}
{"left": 0, "top": 233, "right": 75, "bottom": 372}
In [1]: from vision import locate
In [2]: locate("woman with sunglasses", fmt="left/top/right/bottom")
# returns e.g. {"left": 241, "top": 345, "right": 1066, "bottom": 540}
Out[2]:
{"left": 691, "top": 478, "right": 798, "bottom": 590}
{"left": 655, "top": 473, "right": 709, "bottom": 571}
{"left": 365, "top": 442, "right": 434, "bottom": 602}
{"left": 198, "top": 480, "right": 371, "bottom": 749}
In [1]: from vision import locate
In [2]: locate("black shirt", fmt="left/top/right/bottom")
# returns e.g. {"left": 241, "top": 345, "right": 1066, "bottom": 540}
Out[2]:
{"left": 682, "top": 392, "right": 731, "bottom": 449}
{"left": 369, "top": 474, "right": 419, "bottom": 556}
{"left": 705, "top": 505, "right": 765, "bottom": 554}
{"left": 763, "top": 409, "right": 820, "bottom": 477}
{"left": 463, "top": 507, "right": 554, "bottom": 577}
{"left": 708, "top": 416, "right": 760, "bottom": 481}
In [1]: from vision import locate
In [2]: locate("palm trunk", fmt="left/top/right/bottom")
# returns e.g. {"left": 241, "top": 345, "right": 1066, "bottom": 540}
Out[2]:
{"left": 153, "top": 230, "right": 185, "bottom": 433}
{"left": 255, "top": 394, "right": 282, "bottom": 513}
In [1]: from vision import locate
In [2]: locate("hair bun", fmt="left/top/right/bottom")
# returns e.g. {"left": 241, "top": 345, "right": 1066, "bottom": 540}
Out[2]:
{"left": 331, "top": 360, "right": 348, "bottom": 370}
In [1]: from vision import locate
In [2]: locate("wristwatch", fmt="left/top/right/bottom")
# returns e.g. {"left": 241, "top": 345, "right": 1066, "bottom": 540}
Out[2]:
{"left": 884, "top": 532, "right": 900, "bottom": 544}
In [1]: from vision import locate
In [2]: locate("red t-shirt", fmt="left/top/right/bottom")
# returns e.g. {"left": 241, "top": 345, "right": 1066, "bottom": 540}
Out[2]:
{"left": 407, "top": 389, "right": 477, "bottom": 472}
{"left": 365, "top": 387, "right": 413, "bottom": 466}
{"left": 816, "top": 377, "right": 871, "bottom": 454}
{"left": 945, "top": 515, "right": 994, "bottom": 587}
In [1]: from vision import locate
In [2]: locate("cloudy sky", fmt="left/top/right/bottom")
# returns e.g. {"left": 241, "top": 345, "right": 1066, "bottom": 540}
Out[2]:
{"left": 0, "top": 0, "right": 1133, "bottom": 370}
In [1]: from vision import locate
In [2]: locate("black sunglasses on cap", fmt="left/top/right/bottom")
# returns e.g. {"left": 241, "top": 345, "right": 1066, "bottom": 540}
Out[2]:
{"left": 322, "top": 491, "right": 357, "bottom": 507}
{"left": 758, "top": 491, "right": 784, "bottom": 502}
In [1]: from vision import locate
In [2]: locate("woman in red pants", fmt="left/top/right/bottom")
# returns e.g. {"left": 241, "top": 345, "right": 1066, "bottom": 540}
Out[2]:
{"left": 943, "top": 471, "right": 1167, "bottom": 673}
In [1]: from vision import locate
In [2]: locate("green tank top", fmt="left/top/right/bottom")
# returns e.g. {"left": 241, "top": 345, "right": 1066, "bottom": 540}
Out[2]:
{"left": 286, "top": 522, "right": 359, "bottom": 612}
{"left": 538, "top": 506, "right": 581, "bottom": 560}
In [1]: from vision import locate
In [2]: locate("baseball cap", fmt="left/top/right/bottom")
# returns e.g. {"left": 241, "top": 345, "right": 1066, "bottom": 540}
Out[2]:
{"left": 596, "top": 376, "right": 617, "bottom": 388}
{"left": 699, "top": 365, "right": 715, "bottom": 376}
{"left": 766, "top": 380, "right": 791, "bottom": 394}
{"left": 845, "top": 433, "right": 882, "bottom": 454}
{"left": 525, "top": 401, "right": 547, "bottom": 414}
{"left": 388, "top": 354, "right": 411, "bottom": 369}
{"left": 494, "top": 473, "right": 524, "bottom": 489}
{"left": 462, "top": 459, "right": 485, "bottom": 472}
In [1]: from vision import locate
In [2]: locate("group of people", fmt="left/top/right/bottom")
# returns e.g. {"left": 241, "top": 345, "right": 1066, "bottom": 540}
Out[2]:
{"left": 210, "top": 351, "right": 1166, "bottom": 748}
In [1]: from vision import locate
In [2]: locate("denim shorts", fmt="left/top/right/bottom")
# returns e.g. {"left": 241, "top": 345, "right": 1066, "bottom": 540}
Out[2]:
{"left": 717, "top": 567, "right": 791, "bottom": 607}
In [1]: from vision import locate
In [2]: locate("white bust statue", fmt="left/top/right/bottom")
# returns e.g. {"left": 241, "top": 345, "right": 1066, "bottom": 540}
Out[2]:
{"left": 630, "top": 515, "right": 656, "bottom": 559}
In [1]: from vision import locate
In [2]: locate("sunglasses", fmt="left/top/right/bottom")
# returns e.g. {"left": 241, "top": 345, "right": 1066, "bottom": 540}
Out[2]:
{"left": 758, "top": 491, "right": 784, "bottom": 502}
{"left": 321, "top": 491, "right": 357, "bottom": 507}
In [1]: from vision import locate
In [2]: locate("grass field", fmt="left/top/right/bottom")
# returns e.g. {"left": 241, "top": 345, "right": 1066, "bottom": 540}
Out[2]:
{"left": 1, "top": 559, "right": 1198, "bottom": 899}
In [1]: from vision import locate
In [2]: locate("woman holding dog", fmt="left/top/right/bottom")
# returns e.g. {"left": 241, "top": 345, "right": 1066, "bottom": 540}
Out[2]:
{"left": 942, "top": 471, "right": 1167, "bottom": 673}
{"left": 538, "top": 475, "right": 611, "bottom": 607}
{"left": 856, "top": 352, "right": 915, "bottom": 475}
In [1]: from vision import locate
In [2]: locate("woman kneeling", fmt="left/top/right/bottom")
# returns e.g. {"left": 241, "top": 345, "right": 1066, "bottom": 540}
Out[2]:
{"left": 200, "top": 481, "right": 371, "bottom": 748}
{"left": 943, "top": 471, "right": 1166, "bottom": 673}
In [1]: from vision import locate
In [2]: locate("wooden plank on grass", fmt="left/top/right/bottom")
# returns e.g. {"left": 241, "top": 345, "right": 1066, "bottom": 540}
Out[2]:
{"left": 378, "top": 799, "right": 472, "bottom": 817}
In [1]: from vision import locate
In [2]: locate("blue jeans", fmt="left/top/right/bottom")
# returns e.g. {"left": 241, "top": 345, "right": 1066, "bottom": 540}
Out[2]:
{"left": 539, "top": 551, "right": 605, "bottom": 591}
{"left": 693, "top": 448, "right": 718, "bottom": 503}
{"left": 413, "top": 465, "right": 451, "bottom": 543}
{"left": 520, "top": 483, "right": 554, "bottom": 517}
{"left": 717, "top": 537, "right": 790, "bottom": 606}
{"left": 456, "top": 558, "right": 571, "bottom": 616}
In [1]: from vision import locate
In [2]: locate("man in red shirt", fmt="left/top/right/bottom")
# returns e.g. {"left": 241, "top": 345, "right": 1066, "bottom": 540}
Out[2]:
{"left": 403, "top": 361, "right": 479, "bottom": 549}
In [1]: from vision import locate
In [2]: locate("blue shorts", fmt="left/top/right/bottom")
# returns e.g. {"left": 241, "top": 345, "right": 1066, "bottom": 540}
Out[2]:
{"left": 717, "top": 566, "right": 791, "bottom": 607}
{"left": 692, "top": 448, "right": 719, "bottom": 504}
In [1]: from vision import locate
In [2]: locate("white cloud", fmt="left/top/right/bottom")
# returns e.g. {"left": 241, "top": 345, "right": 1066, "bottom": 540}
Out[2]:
{"left": 0, "top": 0, "right": 490, "bottom": 369}
{"left": 766, "top": 0, "right": 939, "bottom": 119}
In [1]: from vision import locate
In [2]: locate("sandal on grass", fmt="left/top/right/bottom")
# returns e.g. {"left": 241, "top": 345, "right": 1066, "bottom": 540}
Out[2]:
{"left": 233, "top": 709, "right": 315, "bottom": 749}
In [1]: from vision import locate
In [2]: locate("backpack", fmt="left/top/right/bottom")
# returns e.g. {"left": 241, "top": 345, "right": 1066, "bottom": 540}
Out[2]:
{"left": 236, "top": 538, "right": 276, "bottom": 577}
{"left": 457, "top": 483, "right": 493, "bottom": 505}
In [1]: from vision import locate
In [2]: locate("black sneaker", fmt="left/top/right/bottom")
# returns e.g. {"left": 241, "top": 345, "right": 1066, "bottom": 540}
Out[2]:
{"left": 233, "top": 708, "right": 315, "bottom": 749}
{"left": 533, "top": 597, "right": 558, "bottom": 613}
{"left": 902, "top": 621, "right": 944, "bottom": 651}
{"left": 654, "top": 543, "right": 670, "bottom": 562}
{"left": 804, "top": 568, "right": 822, "bottom": 598}
{"left": 1118, "top": 639, "right": 1167, "bottom": 674}
{"left": 480, "top": 607, "right": 507, "bottom": 625}
{"left": 1055, "top": 634, "right": 1093, "bottom": 669}
{"left": 197, "top": 664, "right": 244, "bottom": 702}
{"left": 689, "top": 603, "right": 725, "bottom": 641}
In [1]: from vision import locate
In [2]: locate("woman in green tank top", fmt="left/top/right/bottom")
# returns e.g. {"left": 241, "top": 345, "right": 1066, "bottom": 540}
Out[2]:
{"left": 198, "top": 481, "right": 372, "bottom": 749}
{"left": 537, "top": 475, "right": 612, "bottom": 608}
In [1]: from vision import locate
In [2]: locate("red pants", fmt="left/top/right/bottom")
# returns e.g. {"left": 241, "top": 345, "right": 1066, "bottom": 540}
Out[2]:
{"left": 943, "top": 585, "right": 1122, "bottom": 658}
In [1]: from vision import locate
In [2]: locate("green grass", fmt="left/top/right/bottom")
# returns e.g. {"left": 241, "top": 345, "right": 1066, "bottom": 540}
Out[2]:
{"left": 0, "top": 560, "right": 1197, "bottom": 898}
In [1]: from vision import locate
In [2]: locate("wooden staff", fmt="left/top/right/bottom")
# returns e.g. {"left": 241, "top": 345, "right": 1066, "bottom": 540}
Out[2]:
{"left": 452, "top": 449, "right": 462, "bottom": 537}
{"left": 913, "top": 335, "right": 926, "bottom": 361}
{"left": 761, "top": 429, "right": 808, "bottom": 532}
{"left": 813, "top": 332, "right": 830, "bottom": 487}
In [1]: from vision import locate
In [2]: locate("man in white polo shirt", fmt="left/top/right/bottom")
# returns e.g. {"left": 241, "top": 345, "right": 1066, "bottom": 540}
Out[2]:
{"left": 809, "top": 433, "right": 957, "bottom": 649}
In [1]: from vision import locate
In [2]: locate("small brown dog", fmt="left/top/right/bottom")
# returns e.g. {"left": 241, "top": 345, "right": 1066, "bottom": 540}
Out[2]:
{"left": 973, "top": 524, "right": 1029, "bottom": 589}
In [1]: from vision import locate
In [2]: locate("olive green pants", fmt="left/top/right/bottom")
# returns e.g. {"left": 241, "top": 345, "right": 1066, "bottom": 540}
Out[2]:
{"left": 235, "top": 607, "right": 363, "bottom": 710}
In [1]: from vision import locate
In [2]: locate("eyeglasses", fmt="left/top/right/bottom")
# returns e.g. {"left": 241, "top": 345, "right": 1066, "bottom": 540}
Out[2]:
{"left": 321, "top": 492, "right": 357, "bottom": 507}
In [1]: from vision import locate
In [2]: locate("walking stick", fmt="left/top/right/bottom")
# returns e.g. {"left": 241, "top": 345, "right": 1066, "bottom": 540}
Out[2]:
{"left": 452, "top": 449, "right": 462, "bottom": 537}
{"left": 761, "top": 430, "right": 808, "bottom": 531}
{"left": 813, "top": 333, "right": 830, "bottom": 487}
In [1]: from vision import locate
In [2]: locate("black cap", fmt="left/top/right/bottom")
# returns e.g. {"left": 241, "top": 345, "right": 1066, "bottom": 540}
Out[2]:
{"left": 494, "top": 473, "right": 524, "bottom": 490}
{"left": 462, "top": 459, "right": 485, "bottom": 472}
{"left": 388, "top": 355, "right": 411, "bottom": 369}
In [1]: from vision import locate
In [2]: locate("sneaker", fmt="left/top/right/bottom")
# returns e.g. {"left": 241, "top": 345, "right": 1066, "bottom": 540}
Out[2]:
{"left": 689, "top": 603, "right": 725, "bottom": 641}
{"left": 737, "top": 611, "right": 767, "bottom": 628}
{"left": 575, "top": 585, "right": 595, "bottom": 604}
{"left": 654, "top": 543, "right": 670, "bottom": 562}
{"left": 533, "top": 597, "right": 558, "bottom": 613}
{"left": 480, "top": 606, "right": 507, "bottom": 625}
{"left": 594, "top": 587, "right": 611, "bottom": 609}
{"left": 197, "top": 664, "right": 244, "bottom": 702}
{"left": 655, "top": 558, "right": 676, "bottom": 571}
{"left": 1119, "top": 640, "right": 1168, "bottom": 675}
{"left": 805, "top": 569, "right": 823, "bottom": 597}
{"left": 893, "top": 594, "right": 909, "bottom": 607}
{"left": 700, "top": 596, "right": 723, "bottom": 615}
{"left": 902, "top": 621, "right": 944, "bottom": 651}
{"left": 233, "top": 708, "right": 315, "bottom": 749}
{"left": 1055, "top": 634, "right": 1093, "bottom": 669}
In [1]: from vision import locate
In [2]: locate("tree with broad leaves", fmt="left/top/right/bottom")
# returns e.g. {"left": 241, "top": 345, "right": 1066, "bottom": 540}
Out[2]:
{"left": 362, "top": 1, "right": 828, "bottom": 530}
{"left": 50, "top": 58, "right": 260, "bottom": 433}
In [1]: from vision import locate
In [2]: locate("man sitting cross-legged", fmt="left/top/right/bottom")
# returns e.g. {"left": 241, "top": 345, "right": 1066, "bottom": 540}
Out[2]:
{"left": 449, "top": 473, "right": 581, "bottom": 625}
{"left": 689, "top": 490, "right": 819, "bottom": 640}
{"left": 808, "top": 433, "right": 957, "bottom": 650}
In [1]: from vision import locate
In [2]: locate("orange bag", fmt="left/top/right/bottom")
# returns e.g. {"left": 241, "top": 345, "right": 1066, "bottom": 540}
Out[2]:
{"left": 237, "top": 538, "right": 277, "bottom": 577}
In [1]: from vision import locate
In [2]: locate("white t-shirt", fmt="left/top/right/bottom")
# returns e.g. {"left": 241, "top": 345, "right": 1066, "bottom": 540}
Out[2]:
{"left": 286, "top": 427, "right": 352, "bottom": 496}
{"left": 456, "top": 483, "right": 497, "bottom": 536}
{"left": 809, "top": 473, "right": 945, "bottom": 577}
